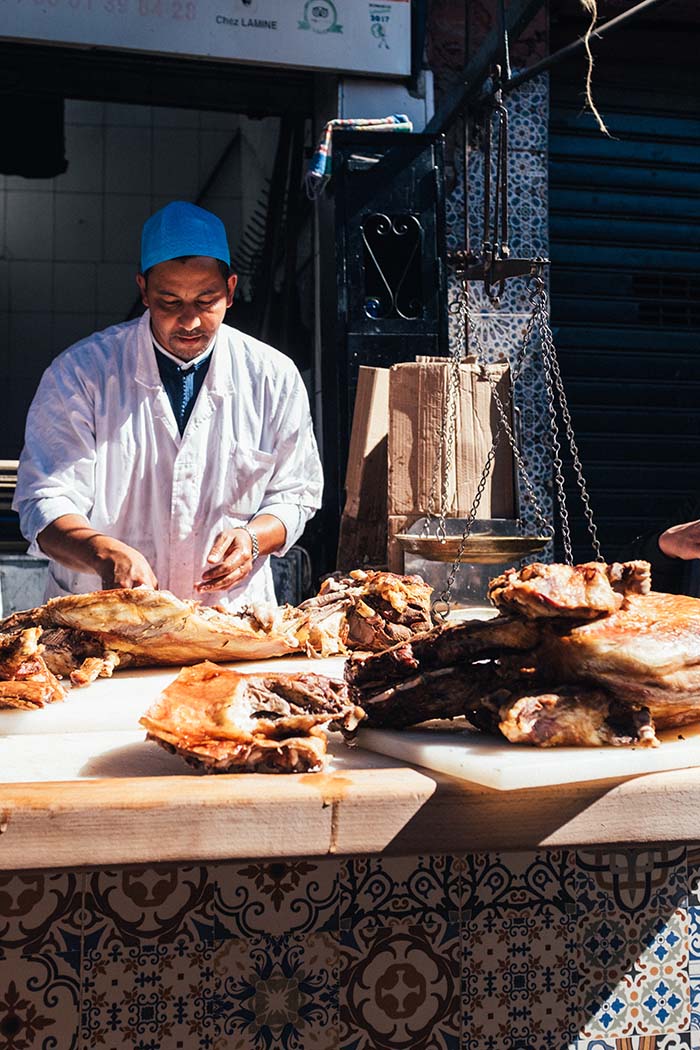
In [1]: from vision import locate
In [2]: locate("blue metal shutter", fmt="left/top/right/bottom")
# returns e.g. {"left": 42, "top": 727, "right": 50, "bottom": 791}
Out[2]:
{"left": 548, "top": 15, "right": 700, "bottom": 560}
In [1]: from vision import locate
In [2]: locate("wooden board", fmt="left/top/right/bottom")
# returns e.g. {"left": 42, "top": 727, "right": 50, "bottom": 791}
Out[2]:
{"left": 357, "top": 721, "right": 700, "bottom": 791}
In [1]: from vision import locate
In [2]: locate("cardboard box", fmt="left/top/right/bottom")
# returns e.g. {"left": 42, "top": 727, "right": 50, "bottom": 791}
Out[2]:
{"left": 388, "top": 357, "right": 515, "bottom": 520}
{"left": 337, "top": 366, "right": 390, "bottom": 569}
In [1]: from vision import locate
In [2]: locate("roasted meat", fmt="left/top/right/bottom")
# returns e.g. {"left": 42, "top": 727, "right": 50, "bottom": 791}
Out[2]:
{"left": 488, "top": 560, "right": 651, "bottom": 620}
{"left": 0, "top": 570, "right": 434, "bottom": 684}
{"left": 140, "top": 661, "right": 364, "bottom": 773}
{"left": 347, "top": 559, "right": 699, "bottom": 748}
{"left": 0, "top": 628, "right": 66, "bottom": 709}
{"left": 294, "top": 569, "right": 434, "bottom": 657}
{"left": 0, "top": 588, "right": 303, "bottom": 679}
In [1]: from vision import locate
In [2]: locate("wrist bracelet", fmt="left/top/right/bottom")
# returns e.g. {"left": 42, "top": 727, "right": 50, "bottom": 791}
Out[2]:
{"left": 240, "top": 524, "right": 259, "bottom": 563}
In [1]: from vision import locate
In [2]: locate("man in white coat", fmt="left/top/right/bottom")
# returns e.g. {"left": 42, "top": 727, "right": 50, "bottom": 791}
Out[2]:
{"left": 13, "top": 201, "right": 324, "bottom": 610}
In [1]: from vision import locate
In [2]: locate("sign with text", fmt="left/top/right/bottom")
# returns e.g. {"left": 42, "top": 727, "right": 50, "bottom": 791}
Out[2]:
{"left": 1, "top": 0, "right": 412, "bottom": 76}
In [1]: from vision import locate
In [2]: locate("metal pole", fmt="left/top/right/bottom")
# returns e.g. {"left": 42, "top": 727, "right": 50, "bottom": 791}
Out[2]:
{"left": 504, "top": 0, "right": 677, "bottom": 93}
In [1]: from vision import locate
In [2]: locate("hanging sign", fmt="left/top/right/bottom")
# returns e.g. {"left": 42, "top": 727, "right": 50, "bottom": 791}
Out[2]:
{"left": 1, "top": 0, "right": 412, "bottom": 76}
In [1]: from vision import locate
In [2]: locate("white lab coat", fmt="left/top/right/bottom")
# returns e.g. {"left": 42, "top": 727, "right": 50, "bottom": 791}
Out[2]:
{"left": 14, "top": 312, "right": 323, "bottom": 609}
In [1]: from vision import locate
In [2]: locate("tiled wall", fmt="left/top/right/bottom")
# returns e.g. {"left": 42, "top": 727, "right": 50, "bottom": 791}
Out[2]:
{"left": 0, "top": 846, "right": 697, "bottom": 1049}
{"left": 0, "top": 100, "right": 278, "bottom": 457}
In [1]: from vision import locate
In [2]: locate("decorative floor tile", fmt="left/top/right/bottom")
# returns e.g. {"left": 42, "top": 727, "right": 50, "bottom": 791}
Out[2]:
{"left": 83, "top": 864, "right": 216, "bottom": 951}
{"left": 213, "top": 857, "right": 338, "bottom": 938}
{"left": 575, "top": 1034, "right": 691, "bottom": 1048}
{"left": 341, "top": 920, "right": 460, "bottom": 1050}
{"left": 339, "top": 854, "right": 461, "bottom": 932}
{"left": 81, "top": 939, "right": 218, "bottom": 1050}
{"left": 462, "top": 906, "right": 582, "bottom": 1050}
{"left": 212, "top": 931, "right": 338, "bottom": 1050}
{"left": 0, "top": 870, "right": 83, "bottom": 956}
{"left": 0, "top": 948, "right": 80, "bottom": 1049}
{"left": 461, "top": 849, "right": 577, "bottom": 920}
{"left": 576, "top": 847, "right": 689, "bottom": 1040}
{"left": 688, "top": 847, "right": 700, "bottom": 907}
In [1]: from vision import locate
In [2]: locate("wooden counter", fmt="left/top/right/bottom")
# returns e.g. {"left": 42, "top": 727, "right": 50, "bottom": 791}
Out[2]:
{"left": 1, "top": 656, "right": 698, "bottom": 870}
{"left": 1, "top": 752, "right": 699, "bottom": 870}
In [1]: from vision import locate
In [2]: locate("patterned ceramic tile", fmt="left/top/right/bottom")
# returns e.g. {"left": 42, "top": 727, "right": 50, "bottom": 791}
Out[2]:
{"left": 577, "top": 849, "right": 689, "bottom": 1040}
{"left": 461, "top": 849, "right": 577, "bottom": 921}
{"left": 213, "top": 857, "right": 338, "bottom": 938}
{"left": 575, "top": 1035, "right": 692, "bottom": 1048}
{"left": 507, "top": 74, "right": 550, "bottom": 153}
{"left": 466, "top": 147, "right": 549, "bottom": 260}
{"left": 688, "top": 847, "right": 700, "bottom": 907}
{"left": 211, "top": 932, "right": 338, "bottom": 1050}
{"left": 0, "top": 871, "right": 83, "bottom": 956}
{"left": 0, "top": 948, "right": 80, "bottom": 1049}
{"left": 462, "top": 906, "right": 582, "bottom": 1050}
{"left": 340, "top": 920, "right": 460, "bottom": 1050}
{"left": 340, "top": 855, "right": 461, "bottom": 932}
{"left": 81, "top": 939, "right": 218, "bottom": 1050}
{"left": 83, "top": 864, "right": 216, "bottom": 951}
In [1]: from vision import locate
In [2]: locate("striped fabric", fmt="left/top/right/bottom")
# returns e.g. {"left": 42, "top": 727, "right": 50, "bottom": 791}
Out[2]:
{"left": 304, "top": 113, "right": 413, "bottom": 198}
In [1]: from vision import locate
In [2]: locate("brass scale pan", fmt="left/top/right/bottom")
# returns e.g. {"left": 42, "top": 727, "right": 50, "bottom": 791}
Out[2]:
{"left": 394, "top": 532, "right": 550, "bottom": 565}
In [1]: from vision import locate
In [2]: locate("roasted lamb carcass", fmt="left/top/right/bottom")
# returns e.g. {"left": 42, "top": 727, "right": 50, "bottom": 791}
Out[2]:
{"left": 346, "top": 560, "right": 700, "bottom": 748}
{"left": 0, "top": 588, "right": 304, "bottom": 683}
{"left": 140, "top": 661, "right": 364, "bottom": 773}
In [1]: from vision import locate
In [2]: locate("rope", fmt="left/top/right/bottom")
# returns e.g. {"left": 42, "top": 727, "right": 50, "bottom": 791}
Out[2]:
{"left": 579, "top": 0, "right": 611, "bottom": 136}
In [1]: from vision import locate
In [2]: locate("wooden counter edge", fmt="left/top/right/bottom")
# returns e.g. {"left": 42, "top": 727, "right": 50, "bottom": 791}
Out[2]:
{"left": 1, "top": 764, "right": 699, "bottom": 870}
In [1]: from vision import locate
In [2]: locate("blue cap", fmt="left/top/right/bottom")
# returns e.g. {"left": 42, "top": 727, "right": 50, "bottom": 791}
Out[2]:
{"left": 140, "top": 201, "right": 231, "bottom": 272}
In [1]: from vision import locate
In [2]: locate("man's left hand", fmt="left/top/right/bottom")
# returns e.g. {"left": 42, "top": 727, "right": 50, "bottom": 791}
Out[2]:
{"left": 195, "top": 529, "right": 254, "bottom": 593}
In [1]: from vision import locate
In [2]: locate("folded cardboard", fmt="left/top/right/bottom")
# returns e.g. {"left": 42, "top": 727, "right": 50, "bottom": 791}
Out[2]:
{"left": 388, "top": 357, "right": 514, "bottom": 520}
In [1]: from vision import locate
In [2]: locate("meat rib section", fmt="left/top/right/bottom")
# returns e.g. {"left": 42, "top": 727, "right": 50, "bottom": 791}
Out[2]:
{"left": 346, "top": 560, "right": 685, "bottom": 747}
{"left": 140, "top": 662, "right": 364, "bottom": 774}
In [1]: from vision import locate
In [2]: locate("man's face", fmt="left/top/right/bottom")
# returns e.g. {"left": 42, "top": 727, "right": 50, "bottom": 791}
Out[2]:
{"left": 137, "top": 256, "right": 237, "bottom": 362}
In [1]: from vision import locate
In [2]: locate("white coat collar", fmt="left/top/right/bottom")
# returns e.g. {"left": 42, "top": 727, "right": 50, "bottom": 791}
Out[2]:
{"left": 134, "top": 311, "right": 235, "bottom": 397}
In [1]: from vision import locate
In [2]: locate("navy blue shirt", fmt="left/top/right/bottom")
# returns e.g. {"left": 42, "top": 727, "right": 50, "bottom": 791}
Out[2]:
{"left": 154, "top": 346, "right": 213, "bottom": 435}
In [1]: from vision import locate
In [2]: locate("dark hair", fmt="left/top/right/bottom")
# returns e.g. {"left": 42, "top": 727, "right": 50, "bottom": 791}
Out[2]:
{"left": 141, "top": 256, "right": 232, "bottom": 282}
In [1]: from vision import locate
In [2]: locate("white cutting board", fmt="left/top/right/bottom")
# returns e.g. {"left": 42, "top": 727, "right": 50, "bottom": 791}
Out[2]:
{"left": 0, "top": 655, "right": 347, "bottom": 737}
{"left": 357, "top": 721, "right": 700, "bottom": 791}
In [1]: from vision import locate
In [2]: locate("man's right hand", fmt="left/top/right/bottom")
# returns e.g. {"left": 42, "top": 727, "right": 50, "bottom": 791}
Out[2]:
{"left": 37, "top": 515, "right": 158, "bottom": 590}
{"left": 87, "top": 536, "right": 158, "bottom": 590}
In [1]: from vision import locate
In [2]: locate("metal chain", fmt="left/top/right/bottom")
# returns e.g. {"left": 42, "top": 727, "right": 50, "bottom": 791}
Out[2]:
{"left": 424, "top": 288, "right": 467, "bottom": 541}
{"left": 534, "top": 285, "right": 604, "bottom": 561}
{"left": 433, "top": 271, "right": 554, "bottom": 615}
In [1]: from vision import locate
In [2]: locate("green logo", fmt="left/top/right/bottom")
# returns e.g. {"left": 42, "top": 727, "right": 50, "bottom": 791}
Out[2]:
{"left": 298, "top": 0, "right": 342, "bottom": 33}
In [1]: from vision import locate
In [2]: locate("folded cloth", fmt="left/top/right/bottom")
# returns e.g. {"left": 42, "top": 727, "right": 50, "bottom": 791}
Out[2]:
{"left": 304, "top": 113, "right": 413, "bottom": 199}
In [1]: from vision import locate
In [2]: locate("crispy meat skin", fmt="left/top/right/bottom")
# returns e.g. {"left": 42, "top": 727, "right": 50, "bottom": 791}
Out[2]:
{"left": 488, "top": 560, "right": 651, "bottom": 620}
{"left": 0, "top": 572, "right": 434, "bottom": 679}
{"left": 140, "top": 662, "right": 364, "bottom": 773}
{"left": 0, "top": 628, "right": 66, "bottom": 709}
{"left": 0, "top": 588, "right": 303, "bottom": 676}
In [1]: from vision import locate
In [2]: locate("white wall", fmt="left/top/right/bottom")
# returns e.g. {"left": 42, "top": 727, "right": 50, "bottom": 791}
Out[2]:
{"left": 0, "top": 100, "right": 277, "bottom": 457}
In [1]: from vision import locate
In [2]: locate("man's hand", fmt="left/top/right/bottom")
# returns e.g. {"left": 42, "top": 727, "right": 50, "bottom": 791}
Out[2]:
{"left": 659, "top": 520, "right": 700, "bottom": 561}
{"left": 195, "top": 528, "right": 254, "bottom": 593}
{"left": 87, "top": 536, "right": 159, "bottom": 590}
{"left": 37, "top": 515, "right": 158, "bottom": 591}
